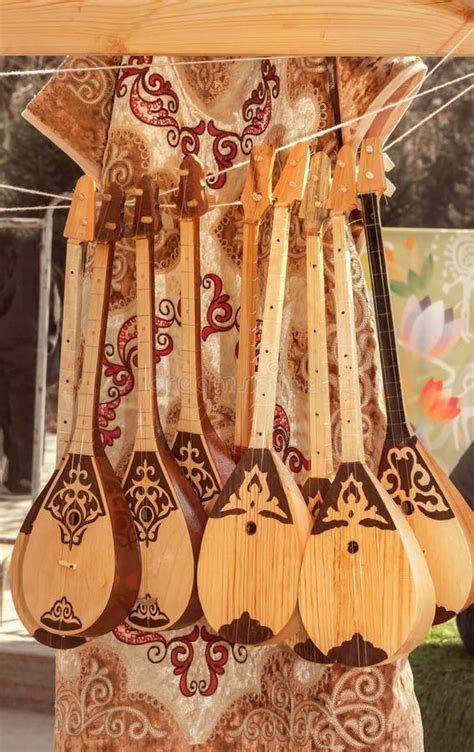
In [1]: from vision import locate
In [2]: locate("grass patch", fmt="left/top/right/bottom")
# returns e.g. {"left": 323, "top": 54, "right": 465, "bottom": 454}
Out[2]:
{"left": 411, "top": 619, "right": 473, "bottom": 752}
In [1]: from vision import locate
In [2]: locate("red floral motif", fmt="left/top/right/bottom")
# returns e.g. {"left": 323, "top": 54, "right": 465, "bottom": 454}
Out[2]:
{"left": 99, "top": 303, "right": 177, "bottom": 446}
{"left": 116, "top": 56, "right": 205, "bottom": 156}
{"left": 201, "top": 273, "right": 238, "bottom": 341}
{"left": 112, "top": 622, "right": 247, "bottom": 697}
{"left": 273, "top": 403, "right": 310, "bottom": 474}
{"left": 116, "top": 57, "right": 280, "bottom": 189}
{"left": 207, "top": 59, "right": 280, "bottom": 188}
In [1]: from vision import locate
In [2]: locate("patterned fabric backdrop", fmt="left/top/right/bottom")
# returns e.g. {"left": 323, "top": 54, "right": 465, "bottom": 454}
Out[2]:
{"left": 23, "top": 55, "right": 430, "bottom": 750}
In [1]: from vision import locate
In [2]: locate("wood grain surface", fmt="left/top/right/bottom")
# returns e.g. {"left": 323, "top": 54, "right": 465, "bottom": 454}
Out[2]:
{"left": 0, "top": 1, "right": 472, "bottom": 55}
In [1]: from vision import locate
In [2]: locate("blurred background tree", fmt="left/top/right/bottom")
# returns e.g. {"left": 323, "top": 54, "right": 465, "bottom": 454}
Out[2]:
{"left": 382, "top": 57, "right": 473, "bottom": 229}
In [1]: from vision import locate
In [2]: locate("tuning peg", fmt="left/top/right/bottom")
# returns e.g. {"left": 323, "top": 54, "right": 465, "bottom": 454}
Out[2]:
{"left": 383, "top": 153, "right": 395, "bottom": 172}
{"left": 384, "top": 178, "right": 396, "bottom": 198}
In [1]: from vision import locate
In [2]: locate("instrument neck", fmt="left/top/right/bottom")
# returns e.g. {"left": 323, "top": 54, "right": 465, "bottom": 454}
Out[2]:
{"left": 56, "top": 240, "right": 84, "bottom": 467}
{"left": 135, "top": 236, "right": 162, "bottom": 444}
{"left": 360, "top": 193, "right": 411, "bottom": 443}
{"left": 306, "top": 231, "right": 334, "bottom": 478}
{"left": 234, "top": 220, "right": 259, "bottom": 457}
{"left": 332, "top": 214, "right": 365, "bottom": 463}
{"left": 250, "top": 205, "right": 290, "bottom": 450}
{"left": 70, "top": 241, "right": 114, "bottom": 455}
{"left": 178, "top": 217, "right": 205, "bottom": 433}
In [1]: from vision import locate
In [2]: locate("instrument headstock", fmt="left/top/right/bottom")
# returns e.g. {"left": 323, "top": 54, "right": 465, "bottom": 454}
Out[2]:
{"left": 95, "top": 183, "right": 125, "bottom": 244}
{"left": 273, "top": 142, "right": 310, "bottom": 208}
{"left": 175, "top": 154, "right": 209, "bottom": 219}
{"left": 326, "top": 145, "right": 358, "bottom": 216}
{"left": 63, "top": 175, "right": 97, "bottom": 243}
{"left": 241, "top": 145, "right": 275, "bottom": 224}
{"left": 130, "top": 175, "right": 162, "bottom": 238}
{"left": 299, "top": 150, "right": 331, "bottom": 234}
{"left": 357, "top": 137, "right": 387, "bottom": 197}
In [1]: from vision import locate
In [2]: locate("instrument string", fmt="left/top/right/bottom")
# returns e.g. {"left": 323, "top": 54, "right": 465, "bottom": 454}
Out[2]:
{"left": 363, "top": 189, "right": 419, "bottom": 644}
{"left": 72, "top": 198, "right": 112, "bottom": 635}
{"left": 362, "top": 191, "right": 414, "bottom": 525}
{"left": 343, "top": 217, "right": 363, "bottom": 668}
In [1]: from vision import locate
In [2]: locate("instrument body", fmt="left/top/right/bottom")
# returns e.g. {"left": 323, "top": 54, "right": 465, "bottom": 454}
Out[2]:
{"left": 14, "top": 185, "right": 141, "bottom": 645}
{"left": 11, "top": 175, "right": 96, "bottom": 648}
{"left": 299, "top": 147, "right": 435, "bottom": 666}
{"left": 122, "top": 176, "right": 206, "bottom": 631}
{"left": 234, "top": 145, "right": 275, "bottom": 460}
{"left": 198, "top": 144, "right": 312, "bottom": 644}
{"left": 358, "top": 137, "right": 473, "bottom": 621}
{"left": 171, "top": 155, "right": 235, "bottom": 510}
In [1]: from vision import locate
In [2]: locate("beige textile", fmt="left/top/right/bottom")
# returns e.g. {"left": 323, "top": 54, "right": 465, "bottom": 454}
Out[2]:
{"left": 25, "top": 54, "right": 427, "bottom": 750}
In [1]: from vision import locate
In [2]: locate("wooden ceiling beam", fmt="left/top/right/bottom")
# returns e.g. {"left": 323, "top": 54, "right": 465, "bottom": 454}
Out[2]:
{"left": 0, "top": 1, "right": 472, "bottom": 56}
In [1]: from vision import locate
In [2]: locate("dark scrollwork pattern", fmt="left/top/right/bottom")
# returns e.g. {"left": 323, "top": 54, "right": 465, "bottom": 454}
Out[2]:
{"left": 123, "top": 455, "right": 177, "bottom": 546}
{"left": 40, "top": 596, "right": 82, "bottom": 631}
{"left": 380, "top": 443, "right": 452, "bottom": 520}
{"left": 45, "top": 458, "right": 106, "bottom": 547}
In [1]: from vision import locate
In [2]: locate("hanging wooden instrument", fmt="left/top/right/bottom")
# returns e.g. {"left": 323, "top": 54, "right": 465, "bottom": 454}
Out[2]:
{"left": 122, "top": 176, "right": 206, "bottom": 632}
{"left": 358, "top": 137, "right": 473, "bottom": 623}
{"left": 171, "top": 154, "right": 235, "bottom": 511}
{"left": 290, "top": 150, "right": 335, "bottom": 662}
{"left": 11, "top": 174, "right": 96, "bottom": 648}
{"left": 299, "top": 150, "right": 333, "bottom": 512}
{"left": 299, "top": 145, "right": 435, "bottom": 667}
{"left": 15, "top": 184, "right": 141, "bottom": 646}
{"left": 234, "top": 144, "right": 275, "bottom": 461}
{"left": 198, "top": 143, "right": 312, "bottom": 645}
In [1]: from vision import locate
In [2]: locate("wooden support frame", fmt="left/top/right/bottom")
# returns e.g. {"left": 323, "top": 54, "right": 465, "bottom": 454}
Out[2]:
{"left": 0, "top": 1, "right": 472, "bottom": 56}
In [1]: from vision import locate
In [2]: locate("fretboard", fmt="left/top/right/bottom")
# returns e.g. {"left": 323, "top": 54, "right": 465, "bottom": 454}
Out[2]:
{"left": 56, "top": 240, "right": 84, "bottom": 466}
{"left": 69, "top": 241, "right": 114, "bottom": 455}
{"left": 250, "top": 205, "right": 290, "bottom": 449}
{"left": 234, "top": 220, "right": 259, "bottom": 456}
{"left": 135, "top": 236, "right": 161, "bottom": 446}
{"left": 306, "top": 232, "right": 333, "bottom": 479}
{"left": 332, "top": 214, "right": 365, "bottom": 463}
{"left": 178, "top": 217, "right": 205, "bottom": 434}
{"left": 360, "top": 193, "right": 410, "bottom": 443}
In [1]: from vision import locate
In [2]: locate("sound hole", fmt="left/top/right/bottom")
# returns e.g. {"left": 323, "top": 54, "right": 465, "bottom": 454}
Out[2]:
{"left": 69, "top": 510, "right": 81, "bottom": 527}
{"left": 401, "top": 501, "right": 415, "bottom": 516}
{"left": 347, "top": 540, "right": 359, "bottom": 554}
{"left": 246, "top": 521, "right": 257, "bottom": 536}
{"left": 141, "top": 507, "right": 153, "bottom": 523}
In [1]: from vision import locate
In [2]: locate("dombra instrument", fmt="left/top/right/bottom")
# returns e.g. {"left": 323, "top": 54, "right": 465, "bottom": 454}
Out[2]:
{"left": 11, "top": 174, "right": 96, "bottom": 648}
{"left": 171, "top": 154, "right": 235, "bottom": 511}
{"left": 299, "top": 145, "right": 435, "bottom": 667}
{"left": 234, "top": 144, "right": 275, "bottom": 461}
{"left": 122, "top": 176, "right": 206, "bottom": 632}
{"left": 290, "top": 149, "right": 335, "bottom": 662}
{"left": 198, "top": 143, "right": 312, "bottom": 645}
{"left": 14, "top": 184, "right": 141, "bottom": 646}
{"left": 358, "top": 137, "right": 473, "bottom": 623}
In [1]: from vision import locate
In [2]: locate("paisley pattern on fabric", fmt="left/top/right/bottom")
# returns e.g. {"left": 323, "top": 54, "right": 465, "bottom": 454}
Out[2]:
{"left": 25, "top": 54, "right": 427, "bottom": 751}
